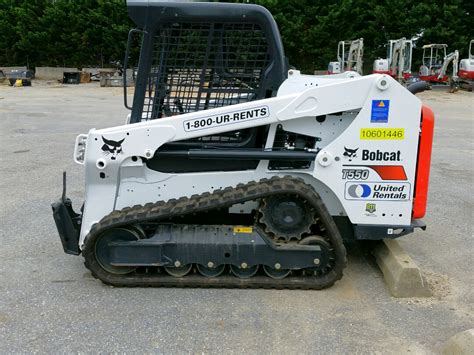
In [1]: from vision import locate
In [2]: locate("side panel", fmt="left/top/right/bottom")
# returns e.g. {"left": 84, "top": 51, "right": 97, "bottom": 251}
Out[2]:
{"left": 310, "top": 85, "right": 421, "bottom": 226}
{"left": 77, "top": 74, "right": 424, "bottom": 246}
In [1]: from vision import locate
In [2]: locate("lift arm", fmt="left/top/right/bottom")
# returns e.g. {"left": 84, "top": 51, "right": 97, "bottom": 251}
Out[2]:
{"left": 438, "top": 50, "right": 459, "bottom": 80}
{"left": 390, "top": 38, "right": 406, "bottom": 80}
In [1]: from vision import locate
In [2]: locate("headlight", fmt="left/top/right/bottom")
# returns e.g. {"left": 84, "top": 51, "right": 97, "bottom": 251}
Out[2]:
{"left": 74, "top": 134, "right": 88, "bottom": 165}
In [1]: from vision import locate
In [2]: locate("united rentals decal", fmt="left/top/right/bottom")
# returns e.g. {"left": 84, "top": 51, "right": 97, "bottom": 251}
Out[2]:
{"left": 183, "top": 106, "right": 269, "bottom": 132}
{"left": 344, "top": 182, "right": 410, "bottom": 201}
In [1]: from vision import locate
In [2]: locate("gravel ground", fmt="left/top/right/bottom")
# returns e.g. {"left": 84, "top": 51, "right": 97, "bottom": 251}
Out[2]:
{"left": 0, "top": 81, "right": 472, "bottom": 353}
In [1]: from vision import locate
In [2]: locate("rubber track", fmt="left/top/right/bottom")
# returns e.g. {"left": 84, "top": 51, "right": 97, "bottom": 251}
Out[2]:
{"left": 83, "top": 176, "right": 347, "bottom": 289}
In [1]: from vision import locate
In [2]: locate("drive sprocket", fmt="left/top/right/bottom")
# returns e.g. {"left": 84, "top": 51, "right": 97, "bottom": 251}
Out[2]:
{"left": 258, "top": 194, "right": 315, "bottom": 242}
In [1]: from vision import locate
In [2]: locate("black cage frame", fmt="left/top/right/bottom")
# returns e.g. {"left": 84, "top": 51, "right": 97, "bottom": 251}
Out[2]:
{"left": 127, "top": 2, "right": 287, "bottom": 141}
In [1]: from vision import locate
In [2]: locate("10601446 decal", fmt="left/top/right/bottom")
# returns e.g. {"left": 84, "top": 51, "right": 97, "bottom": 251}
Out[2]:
{"left": 344, "top": 182, "right": 411, "bottom": 201}
{"left": 360, "top": 128, "right": 404, "bottom": 140}
{"left": 183, "top": 106, "right": 269, "bottom": 132}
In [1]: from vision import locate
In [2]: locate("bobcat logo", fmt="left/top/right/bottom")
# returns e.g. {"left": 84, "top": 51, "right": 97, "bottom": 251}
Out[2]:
{"left": 101, "top": 136, "right": 125, "bottom": 160}
{"left": 343, "top": 147, "right": 359, "bottom": 161}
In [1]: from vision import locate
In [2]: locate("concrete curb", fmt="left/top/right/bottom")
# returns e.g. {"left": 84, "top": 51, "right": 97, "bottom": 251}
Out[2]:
{"left": 373, "top": 239, "right": 432, "bottom": 298}
{"left": 442, "top": 329, "right": 474, "bottom": 355}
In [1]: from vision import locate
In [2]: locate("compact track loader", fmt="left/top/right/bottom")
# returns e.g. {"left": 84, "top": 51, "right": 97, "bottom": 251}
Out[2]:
{"left": 52, "top": 1, "right": 434, "bottom": 289}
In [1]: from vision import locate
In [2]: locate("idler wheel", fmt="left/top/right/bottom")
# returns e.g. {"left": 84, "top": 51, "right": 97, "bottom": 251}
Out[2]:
{"left": 94, "top": 226, "right": 143, "bottom": 275}
{"left": 299, "top": 235, "right": 333, "bottom": 275}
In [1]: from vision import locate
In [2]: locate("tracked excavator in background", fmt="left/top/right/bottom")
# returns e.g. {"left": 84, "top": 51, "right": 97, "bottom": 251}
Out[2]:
{"left": 373, "top": 38, "right": 413, "bottom": 82}
{"left": 328, "top": 38, "right": 364, "bottom": 75}
{"left": 419, "top": 44, "right": 460, "bottom": 91}
{"left": 52, "top": 1, "right": 435, "bottom": 289}
{"left": 458, "top": 39, "right": 474, "bottom": 91}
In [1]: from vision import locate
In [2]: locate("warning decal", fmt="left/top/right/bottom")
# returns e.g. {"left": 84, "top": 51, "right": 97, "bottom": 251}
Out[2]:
{"left": 233, "top": 226, "right": 253, "bottom": 234}
{"left": 371, "top": 100, "right": 390, "bottom": 123}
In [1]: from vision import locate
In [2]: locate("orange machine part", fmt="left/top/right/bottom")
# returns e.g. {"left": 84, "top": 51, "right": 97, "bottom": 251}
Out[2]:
{"left": 413, "top": 105, "right": 435, "bottom": 218}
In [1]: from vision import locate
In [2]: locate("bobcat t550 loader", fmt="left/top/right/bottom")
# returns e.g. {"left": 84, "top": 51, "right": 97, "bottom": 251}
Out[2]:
{"left": 52, "top": 1, "right": 434, "bottom": 289}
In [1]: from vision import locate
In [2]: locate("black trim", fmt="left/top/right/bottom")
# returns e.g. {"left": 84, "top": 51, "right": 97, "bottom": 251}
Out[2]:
{"left": 407, "top": 81, "right": 430, "bottom": 95}
{"left": 353, "top": 219, "right": 426, "bottom": 240}
{"left": 108, "top": 225, "right": 327, "bottom": 270}
{"left": 155, "top": 148, "right": 318, "bottom": 161}
{"left": 51, "top": 198, "right": 82, "bottom": 255}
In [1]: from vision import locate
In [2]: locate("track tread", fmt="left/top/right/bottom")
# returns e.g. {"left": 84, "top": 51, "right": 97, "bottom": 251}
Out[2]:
{"left": 82, "top": 176, "right": 347, "bottom": 289}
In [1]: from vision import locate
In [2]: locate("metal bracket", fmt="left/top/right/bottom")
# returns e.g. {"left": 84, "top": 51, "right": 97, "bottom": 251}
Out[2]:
{"left": 123, "top": 28, "right": 145, "bottom": 110}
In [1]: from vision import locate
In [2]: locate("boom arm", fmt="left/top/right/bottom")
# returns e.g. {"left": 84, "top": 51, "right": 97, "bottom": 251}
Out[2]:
{"left": 337, "top": 39, "right": 364, "bottom": 75}
{"left": 347, "top": 38, "right": 364, "bottom": 75}
{"left": 390, "top": 38, "right": 405, "bottom": 80}
{"left": 438, "top": 50, "right": 459, "bottom": 80}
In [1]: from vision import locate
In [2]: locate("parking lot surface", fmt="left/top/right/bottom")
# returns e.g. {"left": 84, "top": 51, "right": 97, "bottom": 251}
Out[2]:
{"left": 0, "top": 82, "right": 472, "bottom": 353}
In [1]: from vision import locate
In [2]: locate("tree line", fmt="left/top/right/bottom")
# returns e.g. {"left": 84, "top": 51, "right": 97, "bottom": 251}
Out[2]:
{"left": 0, "top": 0, "right": 472, "bottom": 73}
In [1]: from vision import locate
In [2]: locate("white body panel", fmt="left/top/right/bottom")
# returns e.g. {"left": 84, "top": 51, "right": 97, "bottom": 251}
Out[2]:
{"left": 328, "top": 61, "right": 341, "bottom": 74}
{"left": 75, "top": 73, "right": 422, "bottom": 247}
{"left": 373, "top": 59, "right": 389, "bottom": 72}
{"left": 459, "top": 58, "right": 474, "bottom": 72}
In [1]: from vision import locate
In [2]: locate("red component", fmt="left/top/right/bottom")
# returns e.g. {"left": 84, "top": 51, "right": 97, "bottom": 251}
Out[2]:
{"left": 369, "top": 165, "right": 407, "bottom": 180}
{"left": 458, "top": 69, "right": 474, "bottom": 80}
{"left": 419, "top": 74, "right": 448, "bottom": 83}
{"left": 413, "top": 105, "right": 435, "bottom": 219}
{"left": 372, "top": 70, "right": 391, "bottom": 75}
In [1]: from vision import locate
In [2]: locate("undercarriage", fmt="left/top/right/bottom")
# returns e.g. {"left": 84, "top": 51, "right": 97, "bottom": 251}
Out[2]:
{"left": 81, "top": 177, "right": 346, "bottom": 289}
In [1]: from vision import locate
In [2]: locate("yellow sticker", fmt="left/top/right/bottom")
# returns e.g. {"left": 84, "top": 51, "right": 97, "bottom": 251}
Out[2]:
{"left": 360, "top": 128, "right": 404, "bottom": 140}
{"left": 233, "top": 226, "right": 253, "bottom": 233}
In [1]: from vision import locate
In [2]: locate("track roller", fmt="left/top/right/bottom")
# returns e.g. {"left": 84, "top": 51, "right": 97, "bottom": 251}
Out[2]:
{"left": 164, "top": 264, "right": 193, "bottom": 277}
{"left": 230, "top": 264, "right": 259, "bottom": 278}
{"left": 196, "top": 263, "right": 226, "bottom": 278}
{"left": 263, "top": 265, "right": 291, "bottom": 279}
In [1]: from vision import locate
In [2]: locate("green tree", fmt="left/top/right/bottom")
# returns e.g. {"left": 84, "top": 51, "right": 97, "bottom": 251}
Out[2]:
{"left": 0, "top": 0, "right": 472, "bottom": 73}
